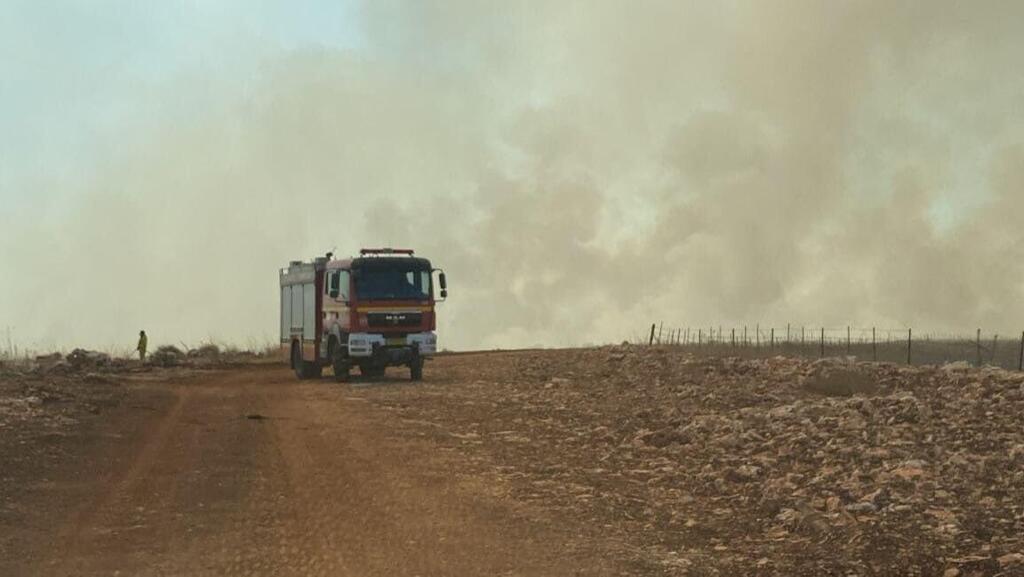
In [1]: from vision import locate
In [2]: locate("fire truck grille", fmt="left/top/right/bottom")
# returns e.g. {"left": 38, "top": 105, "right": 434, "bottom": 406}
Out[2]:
{"left": 366, "top": 312, "right": 423, "bottom": 328}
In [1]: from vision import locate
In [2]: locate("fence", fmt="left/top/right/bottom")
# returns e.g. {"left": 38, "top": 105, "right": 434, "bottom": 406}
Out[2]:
{"left": 1, "top": 326, "right": 15, "bottom": 361}
{"left": 645, "top": 323, "right": 1024, "bottom": 371}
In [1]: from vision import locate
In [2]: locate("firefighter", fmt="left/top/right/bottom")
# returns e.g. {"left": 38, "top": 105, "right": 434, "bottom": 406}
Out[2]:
{"left": 136, "top": 330, "right": 148, "bottom": 362}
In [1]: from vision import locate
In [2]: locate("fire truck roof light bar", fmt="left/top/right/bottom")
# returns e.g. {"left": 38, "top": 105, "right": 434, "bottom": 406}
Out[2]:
{"left": 360, "top": 248, "right": 415, "bottom": 256}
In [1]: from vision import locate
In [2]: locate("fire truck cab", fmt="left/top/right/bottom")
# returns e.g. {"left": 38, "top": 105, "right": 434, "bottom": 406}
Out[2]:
{"left": 280, "top": 248, "right": 447, "bottom": 382}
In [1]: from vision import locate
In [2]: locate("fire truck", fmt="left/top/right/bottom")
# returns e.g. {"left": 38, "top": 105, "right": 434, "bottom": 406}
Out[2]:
{"left": 279, "top": 248, "right": 447, "bottom": 382}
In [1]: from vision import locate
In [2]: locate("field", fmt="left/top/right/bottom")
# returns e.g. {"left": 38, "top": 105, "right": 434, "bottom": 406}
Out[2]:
{"left": 2, "top": 347, "right": 1023, "bottom": 576}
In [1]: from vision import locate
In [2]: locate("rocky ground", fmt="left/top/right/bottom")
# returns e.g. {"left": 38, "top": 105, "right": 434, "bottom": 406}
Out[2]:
{"left": 360, "top": 347, "right": 1024, "bottom": 576}
{"left": 0, "top": 344, "right": 266, "bottom": 439}
{"left": 2, "top": 346, "right": 1023, "bottom": 576}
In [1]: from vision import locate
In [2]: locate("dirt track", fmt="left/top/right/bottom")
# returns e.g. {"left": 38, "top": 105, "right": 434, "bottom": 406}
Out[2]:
{"left": 0, "top": 363, "right": 618, "bottom": 577}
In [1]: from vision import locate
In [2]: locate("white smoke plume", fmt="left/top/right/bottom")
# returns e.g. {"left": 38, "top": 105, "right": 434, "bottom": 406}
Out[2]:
{"left": 2, "top": 1, "right": 1023, "bottom": 352}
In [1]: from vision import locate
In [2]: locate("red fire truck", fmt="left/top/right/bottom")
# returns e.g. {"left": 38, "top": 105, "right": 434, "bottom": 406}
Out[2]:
{"left": 280, "top": 248, "right": 447, "bottom": 382}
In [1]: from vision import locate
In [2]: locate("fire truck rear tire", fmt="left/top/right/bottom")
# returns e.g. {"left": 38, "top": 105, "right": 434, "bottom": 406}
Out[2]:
{"left": 333, "top": 361, "right": 350, "bottom": 382}
{"left": 292, "top": 343, "right": 321, "bottom": 380}
{"left": 361, "top": 364, "right": 385, "bottom": 378}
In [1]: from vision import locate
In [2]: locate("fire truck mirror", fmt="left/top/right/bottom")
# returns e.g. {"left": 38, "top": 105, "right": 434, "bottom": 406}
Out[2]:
{"left": 438, "top": 272, "right": 447, "bottom": 290}
{"left": 440, "top": 289, "right": 448, "bottom": 299}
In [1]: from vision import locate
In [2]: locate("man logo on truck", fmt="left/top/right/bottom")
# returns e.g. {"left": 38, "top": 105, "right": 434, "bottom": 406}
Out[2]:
{"left": 280, "top": 248, "right": 447, "bottom": 382}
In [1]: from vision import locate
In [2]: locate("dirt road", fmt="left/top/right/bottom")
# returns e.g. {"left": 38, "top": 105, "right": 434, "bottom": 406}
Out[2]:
{"left": 1, "top": 365, "right": 617, "bottom": 577}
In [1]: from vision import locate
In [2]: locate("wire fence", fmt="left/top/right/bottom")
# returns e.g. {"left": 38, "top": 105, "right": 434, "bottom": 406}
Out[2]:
{"left": 644, "top": 323, "right": 1024, "bottom": 371}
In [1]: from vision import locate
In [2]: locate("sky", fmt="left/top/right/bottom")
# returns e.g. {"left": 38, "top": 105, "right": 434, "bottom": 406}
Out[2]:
{"left": 1, "top": 0, "right": 362, "bottom": 208}
{"left": 2, "top": 1, "right": 1023, "bottom": 353}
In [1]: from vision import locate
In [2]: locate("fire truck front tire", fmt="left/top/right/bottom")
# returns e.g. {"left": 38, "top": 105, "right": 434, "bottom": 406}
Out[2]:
{"left": 328, "top": 337, "right": 350, "bottom": 383}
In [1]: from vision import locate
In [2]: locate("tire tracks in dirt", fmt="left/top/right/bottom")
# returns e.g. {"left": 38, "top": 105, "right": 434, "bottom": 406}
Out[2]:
{"left": 22, "top": 366, "right": 615, "bottom": 576}
{"left": 48, "top": 385, "right": 193, "bottom": 576}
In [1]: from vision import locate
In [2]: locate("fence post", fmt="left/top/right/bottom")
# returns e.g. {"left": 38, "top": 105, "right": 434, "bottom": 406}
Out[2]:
{"left": 731, "top": 328, "right": 736, "bottom": 348}
{"left": 771, "top": 328, "right": 775, "bottom": 351}
{"left": 787, "top": 323, "right": 791, "bottom": 345}
{"left": 872, "top": 327, "right": 877, "bottom": 362}
{"left": 756, "top": 324, "right": 760, "bottom": 348}
{"left": 820, "top": 328, "right": 825, "bottom": 358}
{"left": 698, "top": 329, "right": 702, "bottom": 347}
{"left": 991, "top": 334, "right": 999, "bottom": 364}
{"left": 846, "top": 326, "right": 851, "bottom": 355}
{"left": 802, "top": 326, "right": 805, "bottom": 351}
{"left": 907, "top": 328, "right": 912, "bottom": 365}
{"left": 976, "top": 328, "right": 982, "bottom": 367}
{"left": 1018, "top": 331, "right": 1024, "bottom": 371}
{"left": 649, "top": 324, "right": 656, "bottom": 345}
{"left": 743, "top": 326, "right": 747, "bottom": 347}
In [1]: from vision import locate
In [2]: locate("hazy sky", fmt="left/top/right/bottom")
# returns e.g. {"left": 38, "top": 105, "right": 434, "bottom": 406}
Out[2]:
{"left": 2, "top": 1, "right": 1023, "bottom": 353}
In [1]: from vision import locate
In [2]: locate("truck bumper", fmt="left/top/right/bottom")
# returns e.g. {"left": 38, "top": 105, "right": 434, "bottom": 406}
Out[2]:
{"left": 347, "top": 332, "right": 437, "bottom": 359}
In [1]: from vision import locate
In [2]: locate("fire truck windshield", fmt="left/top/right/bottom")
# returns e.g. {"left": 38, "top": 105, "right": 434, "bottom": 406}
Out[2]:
{"left": 354, "top": 266, "right": 431, "bottom": 301}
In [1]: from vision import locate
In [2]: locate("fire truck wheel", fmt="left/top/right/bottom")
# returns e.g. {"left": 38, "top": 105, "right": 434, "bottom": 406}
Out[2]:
{"left": 328, "top": 338, "right": 350, "bottom": 383}
{"left": 292, "top": 343, "right": 321, "bottom": 380}
{"left": 410, "top": 359, "right": 424, "bottom": 381}
{"left": 360, "top": 364, "right": 385, "bottom": 378}
{"left": 291, "top": 344, "right": 304, "bottom": 379}
{"left": 333, "top": 361, "right": 350, "bottom": 382}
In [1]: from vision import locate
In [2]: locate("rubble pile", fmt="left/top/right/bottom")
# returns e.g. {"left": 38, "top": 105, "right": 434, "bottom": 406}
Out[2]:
{"left": 67, "top": 348, "right": 112, "bottom": 369}
{"left": 156, "top": 344, "right": 262, "bottom": 367}
{"left": 1, "top": 344, "right": 269, "bottom": 379}
{"left": 368, "top": 347, "right": 1024, "bottom": 576}
{"left": 1, "top": 350, "right": 134, "bottom": 378}
{"left": 182, "top": 344, "right": 262, "bottom": 367}
{"left": 150, "top": 345, "right": 186, "bottom": 367}
{"left": 187, "top": 343, "right": 221, "bottom": 360}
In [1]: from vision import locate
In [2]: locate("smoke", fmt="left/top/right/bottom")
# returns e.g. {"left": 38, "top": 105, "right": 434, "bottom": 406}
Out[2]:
{"left": 2, "top": 1, "right": 1023, "bottom": 352}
